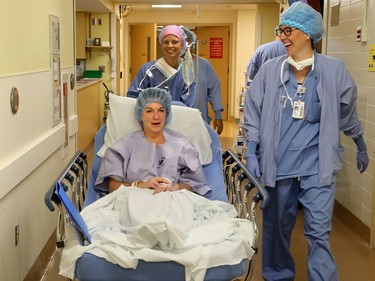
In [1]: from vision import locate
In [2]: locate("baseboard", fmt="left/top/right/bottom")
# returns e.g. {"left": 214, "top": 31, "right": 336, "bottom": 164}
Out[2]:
{"left": 334, "top": 200, "right": 370, "bottom": 244}
{"left": 24, "top": 231, "right": 57, "bottom": 281}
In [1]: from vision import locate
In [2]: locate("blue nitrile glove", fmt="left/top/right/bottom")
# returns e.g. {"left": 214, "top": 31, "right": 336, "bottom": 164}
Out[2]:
{"left": 245, "top": 154, "right": 260, "bottom": 178}
{"left": 354, "top": 136, "right": 369, "bottom": 173}
{"left": 357, "top": 150, "right": 369, "bottom": 173}
{"left": 245, "top": 141, "right": 260, "bottom": 178}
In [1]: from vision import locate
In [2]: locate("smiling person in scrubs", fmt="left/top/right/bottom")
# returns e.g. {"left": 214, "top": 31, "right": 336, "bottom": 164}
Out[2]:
{"left": 127, "top": 25, "right": 196, "bottom": 107}
{"left": 243, "top": 2, "right": 369, "bottom": 281}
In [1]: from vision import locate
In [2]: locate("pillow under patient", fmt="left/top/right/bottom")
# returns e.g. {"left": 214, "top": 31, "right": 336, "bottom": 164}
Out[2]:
{"left": 97, "top": 93, "right": 212, "bottom": 165}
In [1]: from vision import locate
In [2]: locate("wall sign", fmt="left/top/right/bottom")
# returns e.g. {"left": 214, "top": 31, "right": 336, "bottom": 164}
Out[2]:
{"left": 369, "top": 44, "right": 375, "bottom": 72}
{"left": 210, "top": 38, "right": 223, "bottom": 59}
{"left": 50, "top": 14, "right": 62, "bottom": 126}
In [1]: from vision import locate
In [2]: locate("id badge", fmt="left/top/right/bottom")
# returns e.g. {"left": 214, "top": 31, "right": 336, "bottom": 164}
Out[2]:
{"left": 292, "top": 100, "right": 305, "bottom": 119}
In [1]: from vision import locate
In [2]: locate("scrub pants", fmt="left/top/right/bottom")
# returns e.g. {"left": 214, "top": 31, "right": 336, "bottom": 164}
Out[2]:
{"left": 262, "top": 175, "right": 339, "bottom": 281}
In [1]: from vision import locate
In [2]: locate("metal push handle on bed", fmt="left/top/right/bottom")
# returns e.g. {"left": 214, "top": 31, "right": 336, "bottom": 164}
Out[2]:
{"left": 44, "top": 151, "right": 88, "bottom": 250}
{"left": 222, "top": 149, "right": 269, "bottom": 281}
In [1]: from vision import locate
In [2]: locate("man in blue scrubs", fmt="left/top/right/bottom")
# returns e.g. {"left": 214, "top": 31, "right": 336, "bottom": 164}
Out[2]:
{"left": 181, "top": 27, "right": 224, "bottom": 134}
{"left": 127, "top": 25, "right": 196, "bottom": 107}
{"left": 246, "top": 36, "right": 286, "bottom": 84}
{"left": 243, "top": 2, "right": 369, "bottom": 280}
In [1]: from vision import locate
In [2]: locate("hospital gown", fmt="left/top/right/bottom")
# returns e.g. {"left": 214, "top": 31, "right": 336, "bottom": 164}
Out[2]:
{"left": 95, "top": 127, "right": 212, "bottom": 197}
{"left": 127, "top": 59, "right": 196, "bottom": 107}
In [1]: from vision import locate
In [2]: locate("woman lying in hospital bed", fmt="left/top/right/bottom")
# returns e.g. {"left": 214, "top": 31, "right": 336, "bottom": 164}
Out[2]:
{"left": 59, "top": 88, "right": 255, "bottom": 281}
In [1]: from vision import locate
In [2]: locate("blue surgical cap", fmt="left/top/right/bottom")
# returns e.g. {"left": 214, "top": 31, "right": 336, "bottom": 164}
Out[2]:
{"left": 278, "top": 2, "right": 325, "bottom": 43}
{"left": 135, "top": 88, "right": 172, "bottom": 127}
{"left": 181, "top": 26, "right": 197, "bottom": 43}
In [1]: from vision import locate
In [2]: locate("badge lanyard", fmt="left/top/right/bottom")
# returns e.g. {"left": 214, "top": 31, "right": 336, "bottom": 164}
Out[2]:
{"left": 292, "top": 85, "right": 306, "bottom": 119}
{"left": 280, "top": 59, "right": 313, "bottom": 119}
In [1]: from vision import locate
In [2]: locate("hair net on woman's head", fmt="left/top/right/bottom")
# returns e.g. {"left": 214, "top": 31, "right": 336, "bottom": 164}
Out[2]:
{"left": 278, "top": 2, "right": 325, "bottom": 43}
{"left": 134, "top": 88, "right": 172, "bottom": 127}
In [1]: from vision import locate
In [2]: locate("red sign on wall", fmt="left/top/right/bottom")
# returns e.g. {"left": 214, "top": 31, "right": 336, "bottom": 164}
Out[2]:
{"left": 210, "top": 38, "right": 223, "bottom": 59}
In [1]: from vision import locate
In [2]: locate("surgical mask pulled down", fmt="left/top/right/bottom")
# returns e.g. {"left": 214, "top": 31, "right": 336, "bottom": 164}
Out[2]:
{"left": 181, "top": 47, "right": 195, "bottom": 86}
{"left": 280, "top": 55, "right": 314, "bottom": 109}
{"left": 286, "top": 55, "right": 314, "bottom": 71}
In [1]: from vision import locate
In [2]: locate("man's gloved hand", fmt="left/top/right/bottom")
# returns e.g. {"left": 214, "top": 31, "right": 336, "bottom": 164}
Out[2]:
{"left": 245, "top": 154, "right": 260, "bottom": 178}
{"left": 357, "top": 150, "right": 369, "bottom": 173}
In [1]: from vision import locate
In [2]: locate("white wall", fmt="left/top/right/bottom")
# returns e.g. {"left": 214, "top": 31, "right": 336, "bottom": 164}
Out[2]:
{"left": 0, "top": 1, "right": 77, "bottom": 280}
{"left": 326, "top": 0, "right": 375, "bottom": 229}
{"left": 233, "top": 10, "right": 258, "bottom": 118}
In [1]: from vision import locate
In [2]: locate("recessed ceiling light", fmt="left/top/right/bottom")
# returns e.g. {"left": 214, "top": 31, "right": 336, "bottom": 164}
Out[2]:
{"left": 151, "top": 4, "right": 182, "bottom": 8}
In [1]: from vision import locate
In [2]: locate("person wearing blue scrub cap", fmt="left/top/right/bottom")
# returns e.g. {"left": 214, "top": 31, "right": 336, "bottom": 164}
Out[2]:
{"left": 243, "top": 2, "right": 369, "bottom": 280}
{"left": 181, "top": 26, "right": 224, "bottom": 135}
{"left": 277, "top": 1, "right": 325, "bottom": 43}
{"left": 135, "top": 88, "right": 172, "bottom": 128}
{"left": 96, "top": 87, "right": 211, "bottom": 197}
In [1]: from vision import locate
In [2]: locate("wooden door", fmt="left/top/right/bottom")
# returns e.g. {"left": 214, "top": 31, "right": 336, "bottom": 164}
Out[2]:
{"left": 194, "top": 26, "right": 229, "bottom": 120}
{"left": 76, "top": 12, "right": 88, "bottom": 59}
{"left": 129, "top": 23, "right": 157, "bottom": 84}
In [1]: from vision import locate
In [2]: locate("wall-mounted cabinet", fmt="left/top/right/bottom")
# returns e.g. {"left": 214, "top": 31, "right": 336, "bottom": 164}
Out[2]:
{"left": 76, "top": 12, "right": 88, "bottom": 59}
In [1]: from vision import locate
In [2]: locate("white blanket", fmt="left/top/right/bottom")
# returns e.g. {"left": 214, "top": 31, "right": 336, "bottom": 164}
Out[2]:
{"left": 60, "top": 187, "right": 255, "bottom": 281}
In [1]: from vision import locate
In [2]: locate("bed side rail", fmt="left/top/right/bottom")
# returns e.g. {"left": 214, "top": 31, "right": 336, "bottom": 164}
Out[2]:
{"left": 45, "top": 151, "right": 87, "bottom": 212}
{"left": 222, "top": 149, "right": 268, "bottom": 281}
{"left": 222, "top": 149, "right": 269, "bottom": 209}
{"left": 44, "top": 151, "right": 88, "bottom": 249}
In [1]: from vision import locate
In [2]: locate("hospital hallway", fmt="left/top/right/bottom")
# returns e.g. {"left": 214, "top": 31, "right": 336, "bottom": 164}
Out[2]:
{"left": 38, "top": 120, "right": 375, "bottom": 281}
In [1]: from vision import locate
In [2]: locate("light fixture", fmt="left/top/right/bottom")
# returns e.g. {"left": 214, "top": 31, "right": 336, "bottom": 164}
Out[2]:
{"left": 151, "top": 4, "right": 182, "bottom": 8}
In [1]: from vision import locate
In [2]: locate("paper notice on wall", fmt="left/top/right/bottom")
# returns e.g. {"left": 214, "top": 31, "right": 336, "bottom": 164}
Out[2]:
{"left": 210, "top": 38, "right": 223, "bottom": 59}
{"left": 369, "top": 44, "right": 375, "bottom": 72}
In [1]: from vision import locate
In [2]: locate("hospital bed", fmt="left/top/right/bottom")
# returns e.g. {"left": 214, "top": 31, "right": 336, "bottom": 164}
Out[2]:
{"left": 45, "top": 95, "right": 269, "bottom": 281}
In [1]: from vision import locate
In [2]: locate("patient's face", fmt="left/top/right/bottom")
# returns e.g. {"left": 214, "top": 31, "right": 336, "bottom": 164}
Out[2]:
{"left": 142, "top": 103, "right": 166, "bottom": 134}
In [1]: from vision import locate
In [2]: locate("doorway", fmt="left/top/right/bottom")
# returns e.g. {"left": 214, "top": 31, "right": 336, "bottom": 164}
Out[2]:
{"left": 129, "top": 24, "right": 229, "bottom": 120}
{"left": 129, "top": 23, "right": 157, "bottom": 84}
{"left": 193, "top": 26, "right": 229, "bottom": 120}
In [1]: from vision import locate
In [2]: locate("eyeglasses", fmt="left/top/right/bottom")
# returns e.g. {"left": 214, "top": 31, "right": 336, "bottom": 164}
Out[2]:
{"left": 275, "top": 27, "right": 297, "bottom": 37}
